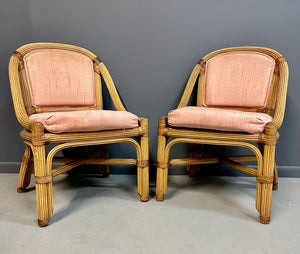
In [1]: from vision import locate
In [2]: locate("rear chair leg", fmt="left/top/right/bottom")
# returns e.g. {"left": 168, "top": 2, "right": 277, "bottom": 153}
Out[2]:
{"left": 17, "top": 143, "right": 34, "bottom": 193}
{"left": 97, "top": 145, "right": 110, "bottom": 178}
{"left": 187, "top": 144, "right": 201, "bottom": 177}
{"left": 273, "top": 164, "right": 278, "bottom": 190}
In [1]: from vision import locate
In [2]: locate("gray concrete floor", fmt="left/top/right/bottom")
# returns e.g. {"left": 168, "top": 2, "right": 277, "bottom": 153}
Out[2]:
{"left": 0, "top": 173, "right": 299, "bottom": 254}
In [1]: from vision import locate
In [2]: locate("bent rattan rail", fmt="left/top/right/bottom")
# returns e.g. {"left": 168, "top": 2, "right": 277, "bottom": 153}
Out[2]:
{"left": 156, "top": 46, "right": 289, "bottom": 224}
{"left": 9, "top": 42, "right": 149, "bottom": 226}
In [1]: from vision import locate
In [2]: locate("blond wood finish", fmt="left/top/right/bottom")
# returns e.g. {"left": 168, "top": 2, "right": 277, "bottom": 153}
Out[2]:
{"left": 17, "top": 143, "right": 34, "bottom": 193}
{"left": 156, "top": 46, "right": 289, "bottom": 224}
{"left": 9, "top": 42, "right": 149, "bottom": 226}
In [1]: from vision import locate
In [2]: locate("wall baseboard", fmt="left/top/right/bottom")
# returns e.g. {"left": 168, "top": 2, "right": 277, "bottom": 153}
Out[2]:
{"left": 1, "top": 162, "right": 299, "bottom": 177}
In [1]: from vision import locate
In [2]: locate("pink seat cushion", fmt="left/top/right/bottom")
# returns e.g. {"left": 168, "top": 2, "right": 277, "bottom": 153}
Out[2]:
{"left": 29, "top": 110, "right": 139, "bottom": 133}
{"left": 168, "top": 107, "right": 273, "bottom": 134}
{"left": 204, "top": 51, "right": 275, "bottom": 108}
{"left": 23, "top": 49, "right": 96, "bottom": 107}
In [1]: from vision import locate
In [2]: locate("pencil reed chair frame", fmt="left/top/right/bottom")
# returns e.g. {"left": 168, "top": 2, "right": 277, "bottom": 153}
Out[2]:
{"left": 156, "top": 46, "right": 288, "bottom": 224}
{"left": 9, "top": 42, "right": 149, "bottom": 226}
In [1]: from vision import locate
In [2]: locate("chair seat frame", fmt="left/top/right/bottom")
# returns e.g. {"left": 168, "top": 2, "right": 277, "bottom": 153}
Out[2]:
{"left": 9, "top": 43, "right": 149, "bottom": 226}
{"left": 156, "top": 46, "right": 289, "bottom": 224}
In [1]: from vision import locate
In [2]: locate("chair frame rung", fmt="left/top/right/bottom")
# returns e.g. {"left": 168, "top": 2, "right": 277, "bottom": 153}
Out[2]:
{"left": 82, "top": 158, "right": 137, "bottom": 165}
{"left": 227, "top": 155, "right": 257, "bottom": 162}
{"left": 51, "top": 158, "right": 138, "bottom": 177}
{"left": 169, "top": 157, "right": 219, "bottom": 167}
{"left": 52, "top": 160, "right": 85, "bottom": 177}
{"left": 219, "top": 158, "right": 257, "bottom": 176}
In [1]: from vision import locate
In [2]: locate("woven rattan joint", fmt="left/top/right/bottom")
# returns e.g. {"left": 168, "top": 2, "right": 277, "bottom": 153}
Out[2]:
{"left": 157, "top": 161, "right": 169, "bottom": 169}
{"left": 276, "top": 56, "right": 286, "bottom": 64}
{"left": 198, "top": 59, "right": 206, "bottom": 67}
{"left": 257, "top": 175, "right": 274, "bottom": 184}
{"left": 35, "top": 176, "right": 53, "bottom": 184}
{"left": 137, "top": 160, "right": 149, "bottom": 168}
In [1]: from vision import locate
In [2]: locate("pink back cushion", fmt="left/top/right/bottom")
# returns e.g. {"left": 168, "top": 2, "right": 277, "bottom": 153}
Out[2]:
{"left": 204, "top": 51, "right": 275, "bottom": 108}
{"left": 23, "top": 49, "right": 96, "bottom": 107}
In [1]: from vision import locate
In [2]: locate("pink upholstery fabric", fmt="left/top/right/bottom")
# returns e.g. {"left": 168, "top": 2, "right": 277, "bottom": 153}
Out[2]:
{"left": 29, "top": 110, "right": 139, "bottom": 133}
{"left": 204, "top": 51, "right": 275, "bottom": 108}
{"left": 168, "top": 107, "right": 272, "bottom": 134}
{"left": 23, "top": 49, "right": 96, "bottom": 107}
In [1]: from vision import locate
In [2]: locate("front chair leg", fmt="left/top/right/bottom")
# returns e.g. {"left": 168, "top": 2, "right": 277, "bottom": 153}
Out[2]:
{"left": 137, "top": 164, "right": 149, "bottom": 202}
{"left": 31, "top": 122, "right": 53, "bottom": 227}
{"left": 137, "top": 163, "right": 149, "bottom": 202}
{"left": 138, "top": 118, "right": 149, "bottom": 201}
{"left": 156, "top": 117, "right": 168, "bottom": 201}
{"left": 17, "top": 143, "right": 34, "bottom": 193}
{"left": 258, "top": 144, "right": 276, "bottom": 224}
{"left": 156, "top": 166, "right": 168, "bottom": 201}
{"left": 33, "top": 144, "right": 53, "bottom": 227}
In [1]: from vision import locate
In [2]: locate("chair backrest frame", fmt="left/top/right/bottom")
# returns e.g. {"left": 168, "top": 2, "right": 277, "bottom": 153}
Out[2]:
{"left": 177, "top": 46, "right": 289, "bottom": 129}
{"left": 9, "top": 42, "right": 126, "bottom": 130}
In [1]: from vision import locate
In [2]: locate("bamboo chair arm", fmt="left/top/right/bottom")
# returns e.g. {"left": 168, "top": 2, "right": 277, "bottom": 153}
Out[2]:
{"left": 158, "top": 116, "right": 168, "bottom": 136}
{"left": 264, "top": 122, "right": 278, "bottom": 133}
{"left": 177, "top": 63, "right": 202, "bottom": 108}
{"left": 98, "top": 62, "right": 126, "bottom": 112}
{"left": 271, "top": 61, "right": 289, "bottom": 129}
{"left": 9, "top": 54, "right": 35, "bottom": 131}
{"left": 138, "top": 117, "right": 148, "bottom": 125}
{"left": 138, "top": 117, "right": 149, "bottom": 136}
{"left": 29, "top": 122, "right": 45, "bottom": 143}
{"left": 159, "top": 116, "right": 168, "bottom": 124}
{"left": 262, "top": 122, "right": 279, "bottom": 145}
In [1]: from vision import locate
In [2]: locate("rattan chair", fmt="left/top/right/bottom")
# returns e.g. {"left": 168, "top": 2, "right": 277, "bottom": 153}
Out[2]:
{"left": 156, "top": 46, "right": 288, "bottom": 223}
{"left": 9, "top": 42, "right": 149, "bottom": 226}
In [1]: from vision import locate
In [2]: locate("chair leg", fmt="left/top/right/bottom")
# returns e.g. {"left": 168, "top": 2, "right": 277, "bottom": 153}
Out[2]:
{"left": 187, "top": 144, "right": 201, "bottom": 177}
{"left": 97, "top": 145, "right": 110, "bottom": 178}
{"left": 17, "top": 143, "right": 34, "bottom": 193}
{"left": 138, "top": 118, "right": 149, "bottom": 201}
{"left": 156, "top": 165, "right": 168, "bottom": 201}
{"left": 30, "top": 122, "right": 53, "bottom": 227}
{"left": 32, "top": 144, "right": 53, "bottom": 227}
{"left": 258, "top": 144, "right": 276, "bottom": 224}
{"left": 273, "top": 163, "right": 278, "bottom": 190}
{"left": 156, "top": 118, "right": 168, "bottom": 201}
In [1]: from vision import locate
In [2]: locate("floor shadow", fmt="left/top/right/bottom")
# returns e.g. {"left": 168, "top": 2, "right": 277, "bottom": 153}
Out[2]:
{"left": 50, "top": 174, "right": 143, "bottom": 224}
{"left": 164, "top": 175, "right": 259, "bottom": 222}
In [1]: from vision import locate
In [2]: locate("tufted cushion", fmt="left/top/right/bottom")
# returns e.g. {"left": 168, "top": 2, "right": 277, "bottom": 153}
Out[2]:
{"left": 168, "top": 107, "right": 272, "bottom": 134}
{"left": 204, "top": 51, "right": 275, "bottom": 108}
{"left": 29, "top": 110, "right": 139, "bottom": 133}
{"left": 23, "top": 49, "right": 96, "bottom": 107}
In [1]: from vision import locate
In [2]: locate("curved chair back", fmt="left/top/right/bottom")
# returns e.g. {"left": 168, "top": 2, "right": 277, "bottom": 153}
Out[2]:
{"left": 9, "top": 43, "right": 126, "bottom": 129}
{"left": 178, "top": 47, "right": 289, "bottom": 128}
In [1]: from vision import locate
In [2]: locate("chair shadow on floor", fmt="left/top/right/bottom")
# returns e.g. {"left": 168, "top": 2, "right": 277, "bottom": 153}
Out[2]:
{"left": 50, "top": 174, "right": 142, "bottom": 224}
{"left": 164, "top": 173, "right": 261, "bottom": 222}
